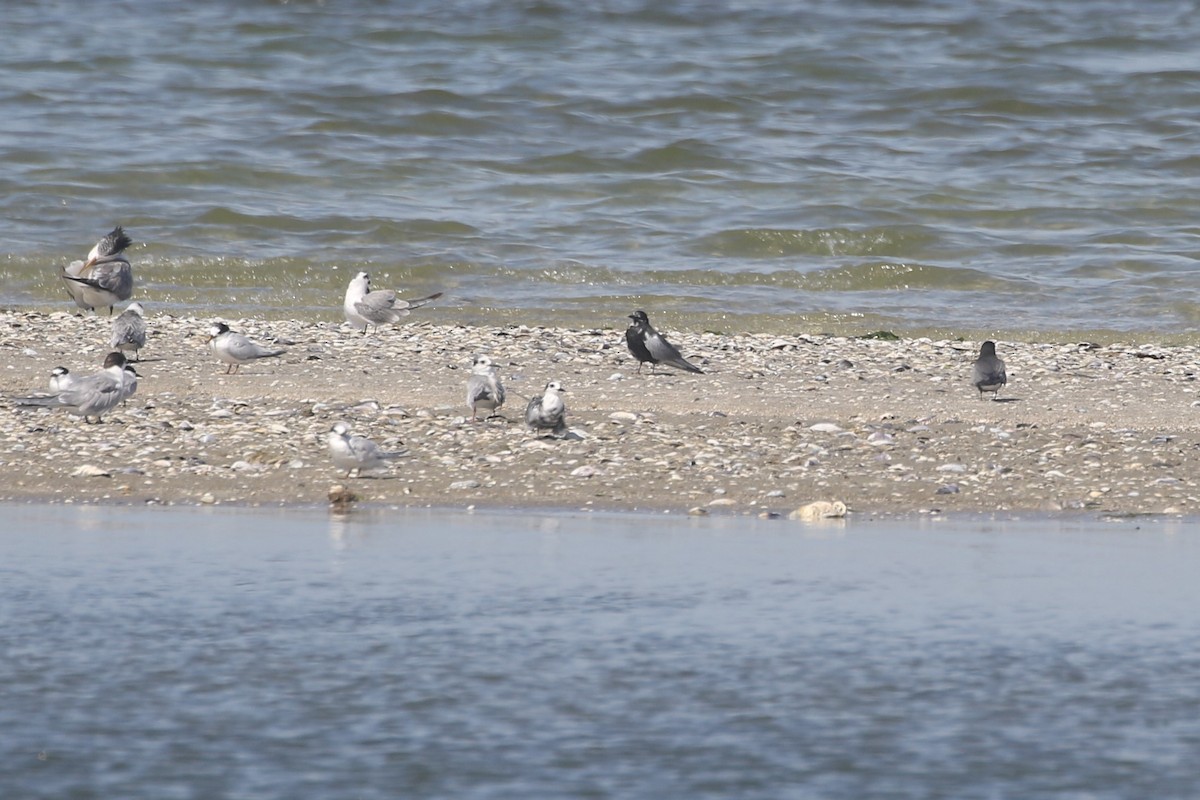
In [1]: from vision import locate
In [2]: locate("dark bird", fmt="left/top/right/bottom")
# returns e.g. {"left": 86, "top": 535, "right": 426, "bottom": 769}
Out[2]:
{"left": 973, "top": 340, "right": 1007, "bottom": 399}
{"left": 624, "top": 310, "right": 703, "bottom": 374}
{"left": 61, "top": 226, "right": 134, "bottom": 315}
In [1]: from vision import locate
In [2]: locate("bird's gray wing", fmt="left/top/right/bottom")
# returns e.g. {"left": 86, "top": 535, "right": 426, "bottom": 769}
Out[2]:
{"left": 468, "top": 373, "right": 502, "bottom": 406}
{"left": 349, "top": 435, "right": 381, "bottom": 463}
{"left": 645, "top": 330, "right": 703, "bottom": 372}
{"left": 973, "top": 357, "right": 1006, "bottom": 386}
{"left": 355, "top": 290, "right": 403, "bottom": 324}
{"left": 399, "top": 291, "right": 443, "bottom": 310}
{"left": 64, "top": 257, "right": 132, "bottom": 298}
{"left": 525, "top": 396, "right": 543, "bottom": 426}
{"left": 89, "top": 258, "right": 133, "bottom": 297}
{"left": 644, "top": 330, "right": 686, "bottom": 363}
{"left": 227, "top": 333, "right": 285, "bottom": 360}
{"left": 111, "top": 314, "right": 146, "bottom": 347}
{"left": 59, "top": 374, "right": 123, "bottom": 413}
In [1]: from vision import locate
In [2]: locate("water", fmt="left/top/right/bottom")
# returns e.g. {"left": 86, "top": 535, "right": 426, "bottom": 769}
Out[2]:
{"left": 3, "top": 505, "right": 1200, "bottom": 798}
{"left": 3, "top": 1, "right": 1200, "bottom": 335}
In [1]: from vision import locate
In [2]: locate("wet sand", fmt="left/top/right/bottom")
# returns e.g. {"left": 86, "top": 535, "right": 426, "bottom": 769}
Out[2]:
{"left": 2, "top": 309, "right": 1199, "bottom": 518}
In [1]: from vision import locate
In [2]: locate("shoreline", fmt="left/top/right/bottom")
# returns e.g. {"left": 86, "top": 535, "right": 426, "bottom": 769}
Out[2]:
{"left": 3, "top": 309, "right": 1200, "bottom": 518}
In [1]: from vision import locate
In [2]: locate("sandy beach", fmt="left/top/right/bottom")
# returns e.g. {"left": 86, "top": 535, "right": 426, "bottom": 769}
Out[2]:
{"left": 2, "top": 308, "right": 1199, "bottom": 517}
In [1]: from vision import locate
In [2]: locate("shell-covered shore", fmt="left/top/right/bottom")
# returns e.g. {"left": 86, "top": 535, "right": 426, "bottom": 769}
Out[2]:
{"left": 2, "top": 309, "right": 1199, "bottom": 518}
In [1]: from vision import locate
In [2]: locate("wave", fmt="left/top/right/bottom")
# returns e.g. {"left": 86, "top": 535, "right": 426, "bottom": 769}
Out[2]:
{"left": 692, "top": 227, "right": 939, "bottom": 259}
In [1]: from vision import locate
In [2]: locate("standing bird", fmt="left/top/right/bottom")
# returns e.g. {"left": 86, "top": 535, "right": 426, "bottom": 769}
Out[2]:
{"left": 60, "top": 225, "right": 134, "bottom": 315}
{"left": 327, "top": 421, "right": 404, "bottom": 478}
{"left": 110, "top": 301, "right": 148, "bottom": 361}
{"left": 973, "top": 340, "right": 1007, "bottom": 400}
{"left": 625, "top": 310, "right": 704, "bottom": 374}
{"left": 343, "top": 271, "right": 443, "bottom": 334}
{"left": 525, "top": 380, "right": 568, "bottom": 438}
{"left": 15, "top": 352, "right": 129, "bottom": 424}
{"left": 466, "top": 354, "right": 506, "bottom": 422}
{"left": 206, "top": 322, "right": 287, "bottom": 374}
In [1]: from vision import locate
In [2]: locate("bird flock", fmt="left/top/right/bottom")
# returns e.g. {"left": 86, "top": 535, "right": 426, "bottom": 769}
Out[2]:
{"left": 13, "top": 226, "right": 1008, "bottom": 480}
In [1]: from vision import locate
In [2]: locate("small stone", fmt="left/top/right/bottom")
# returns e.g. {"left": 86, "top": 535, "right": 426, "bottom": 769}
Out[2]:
{"left": 199, "top": 493, "right": 216, "bottom": 505}
{"left": 327, "top": 485, "right": 356, "bottom": 507}
{"left": 937, "top": 463, "right": 967, "bottom": 473}
{"left": 809, "top": 422, "right": 843, "bottom": 433}
{"left": 449, "top": 479, "right": 481, "bottom": 490}
{"left": 571, "top": 466, "right": 597, "bottom": 478}
{"left": 72, "top": 465, "right": 111, "bottom": 478}
{"left": 788, "top": 500, "right": 847, "bottom": 521}
{"left": 936, "top": 484, "right": 960, "bottom": 494}
{"left": 609, "top": 412, "right": 639, "bottom": 423}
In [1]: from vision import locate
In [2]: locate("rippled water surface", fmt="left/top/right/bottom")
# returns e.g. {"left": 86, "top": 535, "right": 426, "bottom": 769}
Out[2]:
{"left": 3, "top": 1, "right": 1200, "bottom": 334}
{"left": 3, "top": 505, "right": 1200, "bottom": 798}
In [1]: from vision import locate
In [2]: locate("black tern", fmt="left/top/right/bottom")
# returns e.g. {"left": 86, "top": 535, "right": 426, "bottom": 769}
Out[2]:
{"left": 525, "top": 380, "right": 568, "bottom": 437}
{"left": 973, "top": 340, "right": 1007, "bottom": 399}
{"left": 467, "top": 354, "right": 506, "bottom": 422}
{"left": 343, "top": 271, "right": 444, "bottom": 334}
{"left": 625, "top": 310, "right": 704, "bottom": 374}
{"left": 327, "top": 421, "right": 404, "bottom": 477}
{"left": 206, "top": 322, "right": 287, "bottom": 374}
{"left": 16, "top": 352, "right": 129, "bottom": 423}
{"left": 110, "top": 301, "right": 147, "bottom": 361}
{"left": 61, "top": 226, "right": 134, "bottom": 315}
